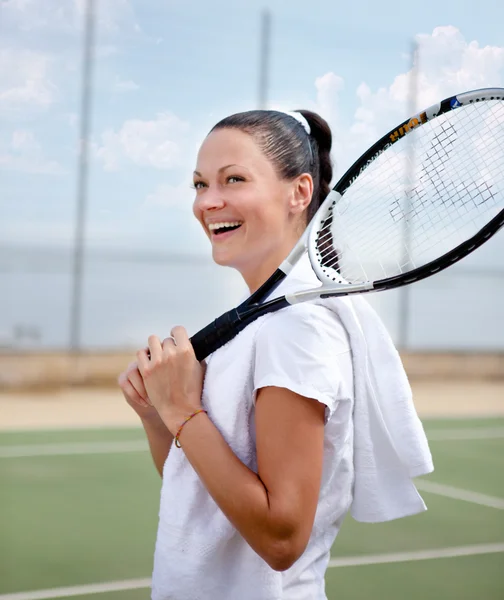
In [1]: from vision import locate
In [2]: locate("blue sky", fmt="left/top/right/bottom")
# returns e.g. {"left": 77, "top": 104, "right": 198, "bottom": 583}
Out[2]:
{"left": 1, "top": 0, "right": 504, "bottom": 256}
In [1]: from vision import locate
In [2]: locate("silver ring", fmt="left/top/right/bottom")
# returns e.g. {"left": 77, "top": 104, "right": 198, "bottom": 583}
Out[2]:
{"left": 166, "top": 335, "right": 177, "bottom": 346}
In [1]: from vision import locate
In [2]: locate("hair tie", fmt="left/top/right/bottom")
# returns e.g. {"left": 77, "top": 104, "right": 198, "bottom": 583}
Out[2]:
{"left": 284, "top": 111, "right": 311, "bottom": 135}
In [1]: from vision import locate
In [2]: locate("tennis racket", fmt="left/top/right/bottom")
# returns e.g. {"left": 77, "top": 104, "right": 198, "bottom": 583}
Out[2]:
{"left": 189, "top": 87, "right": 504, "bottom": 361}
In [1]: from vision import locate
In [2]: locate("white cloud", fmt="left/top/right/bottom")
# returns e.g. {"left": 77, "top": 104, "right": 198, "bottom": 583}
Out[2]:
{"left": 315, "top": 72, "right": 344, "bottom": 127}
{"left": 11, "top": 130, "right": 40, "bottom": 151}
{"left": 95, "top": 113, "right": 190, "bottom": 171}
{"left": 308, "top": 26, "right": 504, "bottom": 278}
{"left": 0, "top": 48, "right": 57, "bottom": 112}
{"left": 0, "top": 129, "right": 64, "bottom": 175}
{"left": 2, "top": 0, "right": 77, "bottom": 31}
{"left": 313, "top": 26, "right": 504, "bottom": 175}
{"left": 113, "top": 76, "right": 139, "bottom": 93}
{"left": 3, "top": 0, "right": 139, "bottom": 33}
{"left": 75, "top": 0, "right": 140, "bottom": 33}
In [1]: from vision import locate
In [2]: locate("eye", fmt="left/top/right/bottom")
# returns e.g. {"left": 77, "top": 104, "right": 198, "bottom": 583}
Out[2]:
{"left": 227, "top": 175, "right": 244, "bottom": 184}
{"left": 193, "top": 180, "right": 207, "bottom": 190}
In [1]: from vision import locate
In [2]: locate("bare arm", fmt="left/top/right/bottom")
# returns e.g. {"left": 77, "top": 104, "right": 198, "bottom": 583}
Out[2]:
{"left": 141, "top": 415, "right": 174, "bottom": 478}
{"left": 136, "top": 330, "right": 326, "bottom": 570}
{"left": 171, "top": 386, "right": 325, "bottom": 571}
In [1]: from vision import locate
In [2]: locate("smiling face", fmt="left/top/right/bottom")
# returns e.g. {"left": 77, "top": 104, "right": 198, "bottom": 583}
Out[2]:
{"left": 193, "top": 127, "right": 313, "bottom": 291}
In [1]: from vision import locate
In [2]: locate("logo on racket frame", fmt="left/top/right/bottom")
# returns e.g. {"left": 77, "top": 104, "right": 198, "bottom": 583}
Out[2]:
{"left": 389, "top": 112, "right": 428, "bottom": 143}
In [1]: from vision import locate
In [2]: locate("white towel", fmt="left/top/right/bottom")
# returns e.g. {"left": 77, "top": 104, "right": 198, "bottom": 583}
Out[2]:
{"left": 264, "top": 254, "right": 434, "bottom": 523}
{"left": 315, "top": 293, "right": 434, "bottom": 523}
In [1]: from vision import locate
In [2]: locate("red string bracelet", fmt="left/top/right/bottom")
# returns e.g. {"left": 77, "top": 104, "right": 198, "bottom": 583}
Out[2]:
{"left": 174, "top": 409, "right": 207, "bottom": 448}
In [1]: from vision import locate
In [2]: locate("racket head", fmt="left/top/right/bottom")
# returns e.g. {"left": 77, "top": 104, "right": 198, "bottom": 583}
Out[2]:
{"left": 306, "top": 87, "right": 504, "bottom": 293}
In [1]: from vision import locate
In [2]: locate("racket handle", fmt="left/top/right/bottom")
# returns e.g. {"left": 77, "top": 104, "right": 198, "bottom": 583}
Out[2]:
{"left": 190, "top": 296, "right": 290, "bottom": 361}
{"left": 190, "top": 308, "right": 246, "bottom": 362}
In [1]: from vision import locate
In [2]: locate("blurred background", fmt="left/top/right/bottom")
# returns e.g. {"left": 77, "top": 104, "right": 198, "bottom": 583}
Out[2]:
{"left": 1, "top": 0, "right": 503, "bottom": 360}
{"left": 0, "top": 1, "right": 503, "bottom": 599}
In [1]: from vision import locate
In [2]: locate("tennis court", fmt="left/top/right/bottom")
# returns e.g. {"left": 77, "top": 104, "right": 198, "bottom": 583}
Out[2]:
{"left": 1, "top": 415, "right": 503, "bottom": 600}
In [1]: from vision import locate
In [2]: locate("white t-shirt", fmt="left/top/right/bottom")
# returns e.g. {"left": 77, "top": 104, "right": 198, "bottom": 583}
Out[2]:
{"left": 151, "top": 259, "right": 355, "bottom": 600}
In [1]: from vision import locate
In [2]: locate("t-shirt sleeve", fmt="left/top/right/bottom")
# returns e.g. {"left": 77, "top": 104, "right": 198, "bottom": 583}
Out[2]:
{"left": 253, "top": 303, "right": 352, "bottom": 421}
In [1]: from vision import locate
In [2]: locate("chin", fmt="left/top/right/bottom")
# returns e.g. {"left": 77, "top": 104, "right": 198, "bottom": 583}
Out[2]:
{"left": 211, "top": 249, "right": 235, "bottom": 267}
{"left": 212, "top": 248, "right": 247, "bottom": 272}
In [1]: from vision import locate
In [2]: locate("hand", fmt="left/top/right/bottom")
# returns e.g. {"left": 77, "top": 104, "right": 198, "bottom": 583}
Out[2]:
{"left": 118, "top": 360, "right": 160, "bottom": 422}
{"left": 136, "top": 327, "right": 206, "bottom": 435}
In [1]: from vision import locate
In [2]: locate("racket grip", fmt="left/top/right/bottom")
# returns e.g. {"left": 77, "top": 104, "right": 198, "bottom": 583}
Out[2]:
{"left": 190, "top": 308, "right": 246, "bottom": 362}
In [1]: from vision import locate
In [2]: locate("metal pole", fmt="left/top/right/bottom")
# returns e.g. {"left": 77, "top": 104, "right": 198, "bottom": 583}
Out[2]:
{"left": 397, "top": 39, "right": 419, "bottom": 350}
{"left": 258, "top": 9, "right": 271, "bottom": 109}
{"left": 70, "top": 0, "right": 96, "bottom": 354}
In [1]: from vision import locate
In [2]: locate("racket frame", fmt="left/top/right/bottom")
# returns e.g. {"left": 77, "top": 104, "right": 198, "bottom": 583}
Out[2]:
{"left": 189, "top": 87, "right": 504, "bottom": 360}
{"left": 242, "top": 87, "right": 504, "bottom": 309}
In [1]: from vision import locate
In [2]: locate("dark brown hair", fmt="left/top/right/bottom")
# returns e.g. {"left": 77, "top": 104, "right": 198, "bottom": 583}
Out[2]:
{"left": 210, "top": 109, "right": 333, "bottom": 222}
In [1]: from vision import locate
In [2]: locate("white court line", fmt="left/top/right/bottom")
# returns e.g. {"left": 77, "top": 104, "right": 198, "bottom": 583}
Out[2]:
{"left": 0, "top": 440, "right": 148, "bottom": 458}
{"left": 426, "top": 427, "right": 504, "bottom": 441}
{"left": 328, "top": 542, "right": 504, "bottom": 567}
{"left": 415, "top": 480, "right": 504, "bottom": 510}
{"left": 1, "top": 543, "right": 503, "bottom": 600}
{"left": 1, "top": 427, "right": 503, "bottom": 459}
{"left": 0, "top": 578, "right": 152, "bottom": 600}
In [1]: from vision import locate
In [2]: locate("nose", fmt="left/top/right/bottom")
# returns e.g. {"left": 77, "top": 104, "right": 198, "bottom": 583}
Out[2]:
{"left": 194, "top": 187, "right": 226, "bottom": 212}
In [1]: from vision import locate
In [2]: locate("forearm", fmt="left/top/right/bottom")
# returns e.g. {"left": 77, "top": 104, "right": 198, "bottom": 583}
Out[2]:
{"left": 141, "top": 416, "right": 174, "bottom": 477}
{"left": 168, "top": 412, "right": 298, "bottom": 569}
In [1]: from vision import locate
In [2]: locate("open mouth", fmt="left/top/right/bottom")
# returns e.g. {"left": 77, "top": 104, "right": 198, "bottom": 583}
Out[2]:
{"left": 208, "top": 221, "right": 243, "bottom": 236}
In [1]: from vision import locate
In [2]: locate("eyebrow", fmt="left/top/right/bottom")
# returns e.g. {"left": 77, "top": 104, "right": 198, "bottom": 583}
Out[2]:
{"left": 193, "top": 164, "right": 244, "bottom": 177}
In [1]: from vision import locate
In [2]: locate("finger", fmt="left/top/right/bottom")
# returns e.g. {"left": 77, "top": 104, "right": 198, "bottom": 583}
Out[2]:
{"left": 122, "top": 378, "right": 149, "bottom": 408}
{"left": 162, "top": 336, "right": 177, "bottom": 353}
{"left": 128, "top": 367, "right": 151, "bottom": 405}
{"left": 126, "top": 360, "right": 141, "bottom": 378}
{"left": 136, "top": 347, "right": 151, "bottom": 376}
{"left": 147, "top": 335, "right": 163, "bottom": 363}
{"left": 171, "top": 326, "right": 188, "bottom": 342}
{"left": 117, "top": 371, "right": 128, "bottom": 388}
{"left": 171, "top": 326, "right": 193, "bottom": 351}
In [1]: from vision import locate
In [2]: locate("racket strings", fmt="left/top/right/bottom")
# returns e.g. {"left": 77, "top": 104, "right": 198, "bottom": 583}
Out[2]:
{"left": 317, "top": 147, "right": 409, "bottom": 269}
{"left": 416, "top": 116, "right": 499, "bottom": 205}
{"left": 315, "top": 100, "right": 504, "bottom": 284}
{"left": 315, "top": 210, "right": 342, "bottom": 272}
{"left": 316, "top": 123, "right": 498, "bottom": 276}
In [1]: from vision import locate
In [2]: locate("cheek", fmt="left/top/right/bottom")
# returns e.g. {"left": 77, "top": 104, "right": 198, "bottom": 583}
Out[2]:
{"left": 192, "top": 199, "right": 204, "bottom": 226}
{"left": 241, "top": 187, "right": 285, "bottom": 225}
{"left": 248, "top": 199, "right": 287, "bottom": 230}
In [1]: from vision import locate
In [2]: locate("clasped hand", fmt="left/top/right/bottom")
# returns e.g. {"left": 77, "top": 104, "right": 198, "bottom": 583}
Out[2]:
{"left": 136, "top": 327, "right": 205, "bottom": 435}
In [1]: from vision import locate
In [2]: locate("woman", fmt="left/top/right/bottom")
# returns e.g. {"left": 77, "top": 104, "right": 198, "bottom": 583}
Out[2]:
{"left": 118, "top": 109, "right": 430, "bottom": 600}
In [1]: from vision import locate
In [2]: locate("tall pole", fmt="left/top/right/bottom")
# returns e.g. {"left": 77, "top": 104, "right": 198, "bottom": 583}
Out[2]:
{"left": 70, "top": 0, "right": 96, "bottom": 354}
{"left": 397, "top": 39, "right": 419, "bottom": 350}
{"left": 258, "top": 9, "right": 271, "bottom": 109}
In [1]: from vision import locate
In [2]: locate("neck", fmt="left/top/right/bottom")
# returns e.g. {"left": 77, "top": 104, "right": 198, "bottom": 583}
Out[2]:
{"left": 241, "top": 232, "right": 305, "bottom": 295}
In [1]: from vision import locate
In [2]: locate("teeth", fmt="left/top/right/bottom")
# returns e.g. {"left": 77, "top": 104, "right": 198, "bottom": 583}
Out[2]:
{"left": 208, "top": 221, "right": 243, "bottom": 231}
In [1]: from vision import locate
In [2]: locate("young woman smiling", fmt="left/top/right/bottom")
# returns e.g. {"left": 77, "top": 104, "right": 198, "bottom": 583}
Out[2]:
{"left": 118, "top": 109, "right": 431, "bottom": 600}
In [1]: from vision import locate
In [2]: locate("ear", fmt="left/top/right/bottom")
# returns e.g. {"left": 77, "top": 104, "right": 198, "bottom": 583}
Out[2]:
{"left": 288, "top": 173, "right": 314, "bottom": 215}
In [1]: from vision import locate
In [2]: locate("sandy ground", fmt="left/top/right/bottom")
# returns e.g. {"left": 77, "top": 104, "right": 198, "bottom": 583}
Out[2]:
{"left": 0, "top": 388, "right": 143, "bottom": 431}
{"left": 0, "top": 380, "right": 503, "bottom": 431}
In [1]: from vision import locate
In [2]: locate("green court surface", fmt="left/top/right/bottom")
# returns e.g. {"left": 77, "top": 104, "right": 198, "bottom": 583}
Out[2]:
{"left": 1, "top": 417, "right": 503, "bottom": 600}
